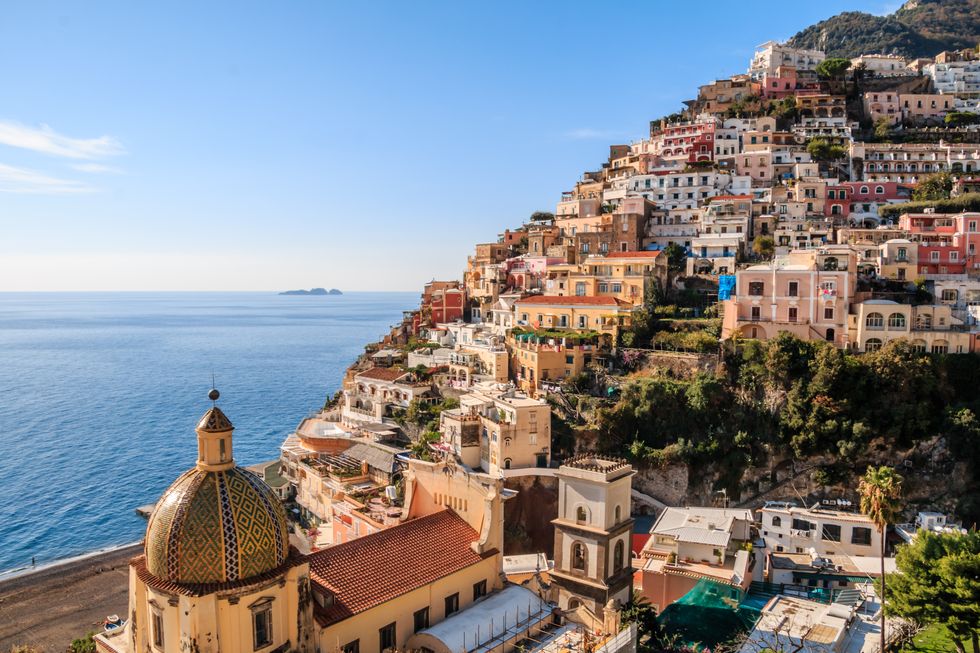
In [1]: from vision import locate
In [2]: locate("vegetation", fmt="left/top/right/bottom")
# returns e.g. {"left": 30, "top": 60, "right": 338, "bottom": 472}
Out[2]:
{"left": 815, "top": 57, "right": 852, "bottom": 79}
{"left": 874, "top": 117, "right": 893, "bottom": 140}
{"left": 880, "top": 192, "right": 980, "bottom": 219}
{"left": 529, "top": 211, "right": 554, "bottom": 222}
{"left": 787, "top": 2, "right": 980, "bottom": 60}
{"left": 69, "top": 633, "right": 96, "bottom": 653}
{"left": 594, "top": 334, "right": 980, "bottom": 523}
{"left": 859, "top": 465, "right": 903, "bottom": 653}
{"left": 768, "top": 96, "right": 799, "bottom": 123}
{"left": 403, "top": 397, "right": 459, "bottom": 431}
{"left": 887, "top": 530, "right": 980, "bottom": 653}
{"left": 913, "top": 172, "right": 955, "bottom": 202}
{"left": 511, "top": 326, "right": 600, "bottom": 342}
{"left": 902, "top": 623, "right": 980, "bottom": 653}
{"left": 663, "top": 243, "right": 686, "bottom": 272}
{"left": 622, "top": 591, "right": 663, "bottom": 649}
{"left": 945, "top": 112, "right": 980, "bottom": 127}
{"left": 752, "top": 235, "right": 775, "bottom": 259}
{"left": 806, "top": 138, "right": 848, "bottom": 162}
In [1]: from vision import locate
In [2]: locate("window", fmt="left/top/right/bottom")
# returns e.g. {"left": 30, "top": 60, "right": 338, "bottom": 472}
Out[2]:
{"left": 771, "top": 515, "right": 782, "bottom": 527}
{"left": 342, "top": 641, "right": 360, "bottom": 653}
{"left": 576, "top": 506, "right": 588, "bottom": 523}
{"left": 942, "top": 289, "right": 958, "bottom": 302}
{"left": 933, "top": 341, "right": 949, "bottom": 354}
{"left": 575, "top": 282, "right": 586, "bottom": 296}
{"left": 822, "top": 524, "right": 842, "bottom": 542}
{"left": 748, "top": 281, "right": 764, "bottom": 296}
{"left": 379, "top": 622, "right": 397, "bottom": 652}
{"left": 751, "top": 306, "right": 761, "bottom": 320}
{"left": 875, "top": 186, "right": 885, "bottom": 194}
{"left": 577, "top": 315, "right": 586, "bottom": 328}
{"left": 866, "top": 312, "right": 884, "bottom": 328}
{"left": 615, "top": 505, "right": 622, "bottom": 523}
{"left": 824, "top": 306, "right": 835, "bottom": 320}
{"left": 413, "top": 607, "right": 429, "bottom": 633}
{"left": 788, "top": 307, "right": 798, "bottom": 322}
{"left": 788, "top": 281, "right": 798, "bottom": 297}
{"left": 473, "top": 579, "right": 487, "bottom": 601}
{"left": 851, "top": 527, "right": 872, "bottom": 546}
{"left": 887, "top": 313, "right": 906, "bottom": 329}
{"left": 572, "top": 542, "right": 587, "bottom": 571}
{"left": 253, "top": 603, "right": 273, "bottom": 650}
{"left": 865, "top": 338, "right": 883, "bottom": 352}
{"left": 151, "top": 611, "right": 165, "bottom": 650}
{"left": 444, "top": 593, "right": 459, "bottom": 617}
{"left": 613, "top": 540, "right": 625, "bottom": 572}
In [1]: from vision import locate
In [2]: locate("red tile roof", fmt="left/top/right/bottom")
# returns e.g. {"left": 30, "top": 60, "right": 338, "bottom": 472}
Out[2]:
{"left": 516, "top": 295, "right": 621, "bottom": 306}
{"left": 307, "top": 510, "right": 492, "bottom": 626}
{"left": 355, "top": 366, "right": 409, "bottom": 382}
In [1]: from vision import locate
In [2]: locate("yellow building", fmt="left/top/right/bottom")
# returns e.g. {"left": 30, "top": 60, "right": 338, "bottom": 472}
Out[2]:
{"left": 507, "top": 329, "right": 600, "bottom": 396}
{"left": 847, "top": 299, "right": 972, "bottom": 353}
{"left": 567, "top": 251, "right": 667, "bottom": 307}
{"left": 513, "top": 295, "right": 632, "bottom": 342}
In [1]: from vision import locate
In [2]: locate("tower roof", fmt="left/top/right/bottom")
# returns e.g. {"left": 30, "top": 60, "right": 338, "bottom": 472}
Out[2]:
{"left": 144, "top": 402, "right": 288, "bottom": 585}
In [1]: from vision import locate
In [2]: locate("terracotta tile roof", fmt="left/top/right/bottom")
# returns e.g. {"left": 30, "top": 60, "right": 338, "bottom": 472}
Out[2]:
{"left": 307, "top": 509, "right": 492, "bottom": 626}
{"left": 711, "top": 194, "right": 754, "bottom": 201}
{"left": 131, "top": 549, "right": 305, "bottom": 597}
{"left": 355, "top": 366, "right": 409, "bottom": 382}
{"left": 516, "top": 295, "right": 620, "bottom": 306}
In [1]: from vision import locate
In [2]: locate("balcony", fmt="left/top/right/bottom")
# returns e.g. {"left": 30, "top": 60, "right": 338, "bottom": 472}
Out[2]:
{"left": 790, "top": 528, "right": 812, "bottom": 538}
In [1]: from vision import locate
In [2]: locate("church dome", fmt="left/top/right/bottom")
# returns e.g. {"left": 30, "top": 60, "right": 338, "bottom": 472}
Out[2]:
{"left": 144, "top": 404, "right": 290, "bottom": 585}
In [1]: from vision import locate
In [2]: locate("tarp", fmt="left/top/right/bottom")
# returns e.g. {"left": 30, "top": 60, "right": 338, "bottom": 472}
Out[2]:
{"left": 718, "top": 275, "right": 736, "bottom": 301}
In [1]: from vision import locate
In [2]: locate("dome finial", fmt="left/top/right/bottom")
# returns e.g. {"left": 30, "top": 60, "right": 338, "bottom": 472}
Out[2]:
{"left": 208, "top": 387, "right": 220, "bottom": 403}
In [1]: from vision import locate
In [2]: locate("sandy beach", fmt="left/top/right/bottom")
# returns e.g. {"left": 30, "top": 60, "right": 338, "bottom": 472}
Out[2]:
{"left": 0, "top": 544, "right": 139, "bottom": 652}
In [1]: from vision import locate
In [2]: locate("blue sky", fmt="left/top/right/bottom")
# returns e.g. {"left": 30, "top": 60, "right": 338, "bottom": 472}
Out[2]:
{"left": 0, "top": 1, "right": 893, "bottom": 291}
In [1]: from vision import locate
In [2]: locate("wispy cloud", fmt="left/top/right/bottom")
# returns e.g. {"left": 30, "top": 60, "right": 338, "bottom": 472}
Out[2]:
{"left": 70, "top": 162, "right": 123, "bottom": 174}
{"left": 0, "top": 120, "right": 125, "bottom": 160}
{"left": 563, "top": 128, "right": 628, "bottom": 141}
{"left": 0, "top": 163, "right": 95, "bottom": 194}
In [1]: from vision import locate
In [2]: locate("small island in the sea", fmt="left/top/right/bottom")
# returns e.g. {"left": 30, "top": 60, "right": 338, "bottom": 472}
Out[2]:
{"left": 279, "top": 287, "right": 342, "bottom": 296}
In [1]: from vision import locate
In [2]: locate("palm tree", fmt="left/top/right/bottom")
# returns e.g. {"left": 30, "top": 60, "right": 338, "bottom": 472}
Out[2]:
{"left": 858, "top": 465, "right": 903, "bottom": 653}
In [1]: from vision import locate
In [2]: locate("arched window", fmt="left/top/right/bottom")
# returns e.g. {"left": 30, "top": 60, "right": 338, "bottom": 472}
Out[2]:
{"left": 832, "top": 204, "right": 842, "bottom": 215}
{"left": 503, "top": 458, "right": 512, "bottom": 469}
{"left": 572, "top": 542, "right": 587, "bottom": 571}
{"left": 932, "top": 340, "right": 949, "bottom": 354}
{"left": 860, "top": 186, "right": 869, "bottom": 194}
{"left": 576, "top": 506, "right": 588, "bottom": 524}
{"left": 771, "top": 515, "right": 782, "bottom": 527}
{"left": 875, "top": 186, "right": 885, "bottom": 194}
{"left": 887, "top": 313, "right": 906, "bottom": 329}
{"left": 911, "top": 339, "right": 927, "bottom": 353}
{"left": 866, "top": 312, "right": 884, "bottom": 328}
{"left": 865, "top": 338, "right": 883, "bottom": 352}
{"left": 614, "top": 505, "right": 622, "bottom": 523}
{"left": 613, "top": 540, "right": 625, "bottom": 572}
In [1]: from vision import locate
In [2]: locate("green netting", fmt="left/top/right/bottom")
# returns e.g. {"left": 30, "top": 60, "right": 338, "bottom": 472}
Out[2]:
{"left": 657, "top": 579, "right": 762, "bottom": 650}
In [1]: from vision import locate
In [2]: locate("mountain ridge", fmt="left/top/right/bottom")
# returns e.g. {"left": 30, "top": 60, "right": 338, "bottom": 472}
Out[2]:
{"left": 787, "top": 0, "right": 980, "bottom": 60}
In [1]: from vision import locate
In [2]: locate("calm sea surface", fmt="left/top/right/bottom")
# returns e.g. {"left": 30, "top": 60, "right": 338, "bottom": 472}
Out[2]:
{"left": 0, "top": 291, "right": 415, "bottom": 574}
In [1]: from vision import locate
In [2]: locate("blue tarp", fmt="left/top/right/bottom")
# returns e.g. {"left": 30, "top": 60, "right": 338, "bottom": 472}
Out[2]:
{"left": 718, "top": 275, "right": 736, "bottom": 301}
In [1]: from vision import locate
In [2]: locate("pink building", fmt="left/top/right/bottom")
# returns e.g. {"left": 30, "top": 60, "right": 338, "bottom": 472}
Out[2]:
{"left": 721, "top": 245, "right": 858, "bottom": 346}
{"left": 824, "top": 182, "right": 912, "bottom": 221}
{"left": 899, "top": 212, "right": 980, "bottom": 276}
{"left": 650, "top": 116, "right": 718, "bottom": 164}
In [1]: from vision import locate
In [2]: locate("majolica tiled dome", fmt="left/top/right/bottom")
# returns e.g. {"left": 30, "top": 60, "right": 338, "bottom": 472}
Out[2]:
{"left": 144, "top": 407, "right": 289, "bottom": 585}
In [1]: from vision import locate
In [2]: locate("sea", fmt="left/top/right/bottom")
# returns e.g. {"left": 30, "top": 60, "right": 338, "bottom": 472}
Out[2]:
{"left": 0, "top": 291, "right": 415, "bottom": 575}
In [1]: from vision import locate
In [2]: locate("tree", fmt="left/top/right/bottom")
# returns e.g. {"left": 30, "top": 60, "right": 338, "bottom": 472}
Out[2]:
{"left": 913, "top": 171, "right": 954, "bottom": 201}
{"left": 769, "top": 96, "right": 799, "bottom": 123}
{"left": 663, "top": 243, "right": 686, "bottom": 272}
{"left": 945, "top": 111, "right": 980, "bottom": 127}
{"left": 816, "top": 57, "right": 852, "bottom": 79}
{"left": 529, "top": 211, "right": 554, "bottom": 222}
{"left": 859, "top": 465, "right": 903, "bottom": 653}
{"left": 874, "top": 117, "right": 892, "bottom": 140}
{"left": 620, "top": 591, "right": 663, "bottom": 648}
{"left": 806, "top": 138, "right": 848, "bottom": 162}
{"left": 69, "top": 633, "right": 96, "bottom": 653}
{"left": 886, "top": 530, "right": 980, "bottom": 653}
{"left": 753, "top": 236, "right": 775, "bottom": 259}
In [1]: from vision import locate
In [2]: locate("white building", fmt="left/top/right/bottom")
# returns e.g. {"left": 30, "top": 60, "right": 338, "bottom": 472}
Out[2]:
{"left": 925, "top": 59, "right": 980, "bottom": 96}
{"left": 749, "top": 41, "right": 826, "bottom": 79}
{"left": 688, "top": 233, "right": 744, "bottom": 275}
{"left": 758, "top": 503, "right": 881, "bottom": 557}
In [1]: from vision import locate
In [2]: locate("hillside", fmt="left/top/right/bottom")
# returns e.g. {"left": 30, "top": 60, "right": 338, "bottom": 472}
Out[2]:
{"left": 787, "top": 0, "right": 980, "bottom": 59}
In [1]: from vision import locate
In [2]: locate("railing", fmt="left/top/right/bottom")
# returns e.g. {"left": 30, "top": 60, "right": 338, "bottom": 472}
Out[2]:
{"left": 790, "top": 528, "right": 812, "bottom": 538}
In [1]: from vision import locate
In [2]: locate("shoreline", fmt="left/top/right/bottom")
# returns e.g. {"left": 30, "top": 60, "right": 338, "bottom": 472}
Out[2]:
{"left": 0, "top": 543, "right": 140, "bottom": 652}
{"left": 0, "top": 540, "right": 142, "bottom": 584}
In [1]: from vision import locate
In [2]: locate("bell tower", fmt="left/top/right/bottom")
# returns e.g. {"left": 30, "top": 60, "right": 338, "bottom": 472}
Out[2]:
{"left": 550, "top": 453, "right": 634, "bottom": 629}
